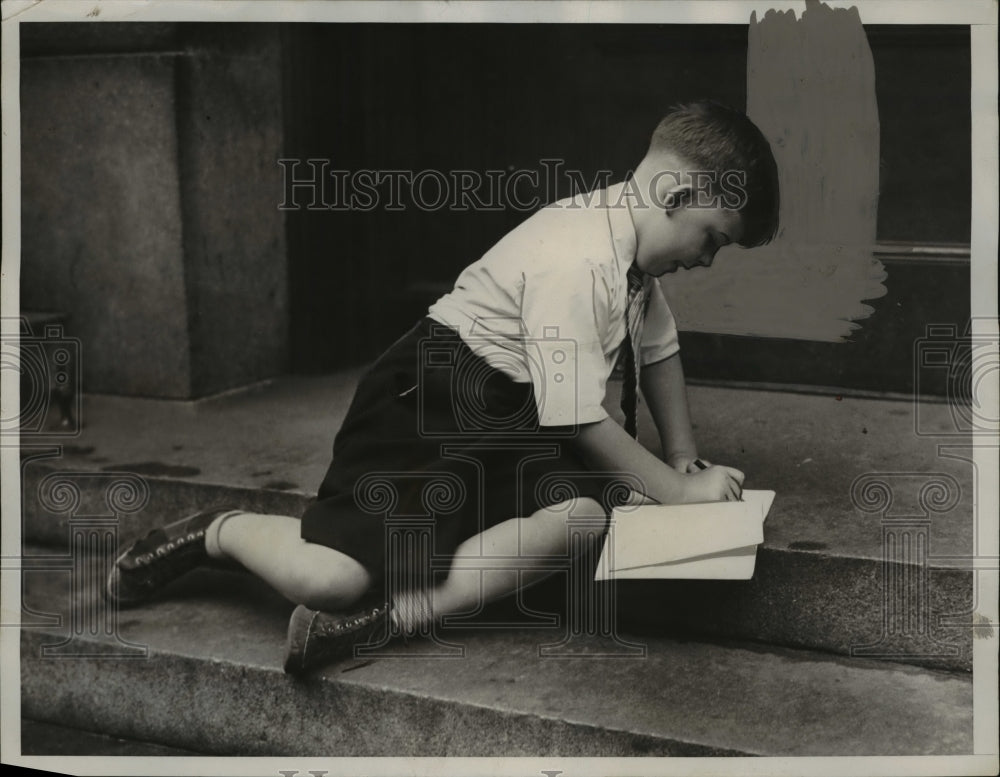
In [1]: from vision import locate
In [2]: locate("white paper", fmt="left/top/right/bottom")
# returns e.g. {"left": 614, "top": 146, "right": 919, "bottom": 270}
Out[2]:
{"left": 595, "top": 490, "right": 775, "bottom": 581}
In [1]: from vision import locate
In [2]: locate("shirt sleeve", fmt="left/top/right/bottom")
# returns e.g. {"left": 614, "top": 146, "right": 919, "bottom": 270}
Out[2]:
{"left": 520, "top": 262, "right": 612, "bottom": 426}
{"left": 639, "top": 280, "right": 681, "bottom": 366}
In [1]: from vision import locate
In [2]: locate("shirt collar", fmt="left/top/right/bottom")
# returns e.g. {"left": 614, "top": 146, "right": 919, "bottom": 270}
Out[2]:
{"left": 604, "top": 179, "right": 640, "bottom": 277}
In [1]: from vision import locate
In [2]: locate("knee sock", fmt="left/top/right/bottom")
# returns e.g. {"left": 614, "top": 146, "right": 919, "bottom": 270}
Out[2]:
{"left": 204, "top": 510, "right": 244, "bottom": 560}
{"left": 389, "top": 589, "right": 434, "bottom": 635}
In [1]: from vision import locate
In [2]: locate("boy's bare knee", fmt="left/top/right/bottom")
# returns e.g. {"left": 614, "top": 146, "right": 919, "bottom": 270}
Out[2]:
{"left": 573, "top": 496, "right": 605, "bottom": 516}
{"left": 533, "top": 496, "right": 604, "bottom": 520}
{"left": 521, "top": 496, "right": 606, "bottom": 557}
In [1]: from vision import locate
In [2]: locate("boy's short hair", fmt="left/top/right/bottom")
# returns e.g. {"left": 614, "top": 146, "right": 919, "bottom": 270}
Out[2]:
{"left": 648, "top": 100, "right": 780, "bottom": 247}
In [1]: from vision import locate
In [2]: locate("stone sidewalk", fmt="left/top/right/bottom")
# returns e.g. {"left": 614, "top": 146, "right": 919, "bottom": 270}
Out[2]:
{"left": 20, "top": 374, "right": 976, "bottom": 669}
{"left": 15, "top": 374, "right": 980, "bottom": 755}
{"left": 20, "top": 554, "right": 973, "bottom": 756}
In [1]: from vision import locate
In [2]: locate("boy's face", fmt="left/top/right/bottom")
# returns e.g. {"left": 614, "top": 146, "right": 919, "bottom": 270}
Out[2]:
{"left": 634, "top": 192, "right": 745, "bottom": 277}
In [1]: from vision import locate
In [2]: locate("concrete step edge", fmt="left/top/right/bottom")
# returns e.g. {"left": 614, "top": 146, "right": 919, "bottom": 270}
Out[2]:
{"left": 18, "top": 550, "right": 974, "bottom": 757}
{"left": 19, "top": 459, "right": 973, "bottom": 672}
{"left": 21, "top": 718, "right": 208, "bottom": 756}
{"left": 19, "top": 627, "right": 755, "bottom": 757}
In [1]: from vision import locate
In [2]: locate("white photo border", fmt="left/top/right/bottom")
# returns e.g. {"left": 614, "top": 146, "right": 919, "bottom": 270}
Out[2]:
{"left": 2, "top": 1, "right": 997, "bottom": 776}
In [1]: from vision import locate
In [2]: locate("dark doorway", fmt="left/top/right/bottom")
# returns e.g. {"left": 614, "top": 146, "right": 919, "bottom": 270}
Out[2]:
{"left": 281, "top": 23, "right": 749, "bottom": 372}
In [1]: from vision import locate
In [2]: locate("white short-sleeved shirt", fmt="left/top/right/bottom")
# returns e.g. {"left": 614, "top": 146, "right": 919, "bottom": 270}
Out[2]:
{"left": 427, "top": 181, "right": 680, "bottom": 427}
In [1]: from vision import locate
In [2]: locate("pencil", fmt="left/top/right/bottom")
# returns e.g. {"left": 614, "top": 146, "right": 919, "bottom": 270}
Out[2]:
{"left": 694, "top": 458, "right": 743, "bottom": 501}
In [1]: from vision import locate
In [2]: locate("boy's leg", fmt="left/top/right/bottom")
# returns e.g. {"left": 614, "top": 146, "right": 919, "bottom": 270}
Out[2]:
{"left": 109, "top": 509, "right": 372, "bottom": 612}
{"left": 282, "top": 497, "right": 607, "bottom": 674}
{"left": 388, "top": 492, "right": 655, "bottom": 631}
{"left": 413, "top": 496, "right": 605, "bottom": 624}
{"left": 212, "top": 513, "right": 372, "bottom": 612}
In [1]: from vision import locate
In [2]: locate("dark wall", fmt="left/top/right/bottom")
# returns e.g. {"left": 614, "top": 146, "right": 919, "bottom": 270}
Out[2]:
{"left": 867, "top": 26, "right": 970, "bottom": 244}
{"left": 20, "top": 22, "right": 969, "bottom": 399}
{"left": 283, "top": 23, "right": 972, "bottom": 397}
{"left": 283, "top": 24, "right": 749, "bottom": 370}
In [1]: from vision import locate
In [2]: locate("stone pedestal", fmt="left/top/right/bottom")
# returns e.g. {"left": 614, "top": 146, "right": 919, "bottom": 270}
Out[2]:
{"left": 20, "top": 23, "right": 287, "bottom": 398}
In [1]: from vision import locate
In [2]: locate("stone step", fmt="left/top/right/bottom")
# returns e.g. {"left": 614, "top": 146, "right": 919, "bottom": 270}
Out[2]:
{"left": 21, "top": 719, "right": 205, "bottom": 756}
{"left": 18, "top": 552, "right": 973, "bottom": 757}
{"left": 17, "top": 374, "right": 978, "bottom": 671}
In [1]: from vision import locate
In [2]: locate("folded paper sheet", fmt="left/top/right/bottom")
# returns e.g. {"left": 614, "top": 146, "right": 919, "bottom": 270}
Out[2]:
{"left": 594, "top": 490, "right": 776, "bottom": 581}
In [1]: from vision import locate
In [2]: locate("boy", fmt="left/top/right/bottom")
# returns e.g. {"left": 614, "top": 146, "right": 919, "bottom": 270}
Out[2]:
{"left": 107, "top": 101, "right": 779, "bottom": 675}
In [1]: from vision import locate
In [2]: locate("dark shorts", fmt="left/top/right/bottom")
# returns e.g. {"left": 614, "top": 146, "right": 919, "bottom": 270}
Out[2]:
{"left": 300, "top": 318, "right": 630, "bottom": 593}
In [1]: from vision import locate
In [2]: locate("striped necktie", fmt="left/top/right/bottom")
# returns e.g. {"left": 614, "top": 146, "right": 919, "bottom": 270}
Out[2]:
{"left": 620, "top": 262, "right": 647, "bottom": 438}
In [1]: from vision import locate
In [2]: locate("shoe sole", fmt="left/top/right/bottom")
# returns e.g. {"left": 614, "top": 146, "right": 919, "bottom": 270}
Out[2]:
{"left": 283, "top": 604, "right": 320, "bottom": 675}
{"left": 105, "top": 545, "right": 144, "bottom": 607}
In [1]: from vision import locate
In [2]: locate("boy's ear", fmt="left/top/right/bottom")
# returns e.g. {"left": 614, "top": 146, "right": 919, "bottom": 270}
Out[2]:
{"left": 658, "top": 180, "right": 693, "bottom": 212}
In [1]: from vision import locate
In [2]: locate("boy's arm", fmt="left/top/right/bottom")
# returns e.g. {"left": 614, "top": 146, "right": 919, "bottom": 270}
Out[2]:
{"left": 574, "top": 416, "right": 743, "bottom": 504}
{"left": 639, "top": 353, "right": 699, "bottom": 472}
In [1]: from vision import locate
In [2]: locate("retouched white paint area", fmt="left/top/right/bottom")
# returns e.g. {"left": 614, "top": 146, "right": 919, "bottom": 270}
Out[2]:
{"left": 662, "top": 1, "right": 887, "bottom": 342}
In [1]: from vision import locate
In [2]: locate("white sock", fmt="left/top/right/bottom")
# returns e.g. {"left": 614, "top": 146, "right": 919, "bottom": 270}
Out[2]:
{"left": 389, "top": 589, "right": 434, "bottom": 635}
{"left": 204, "top": 510, "right": 243, "bottom": 560}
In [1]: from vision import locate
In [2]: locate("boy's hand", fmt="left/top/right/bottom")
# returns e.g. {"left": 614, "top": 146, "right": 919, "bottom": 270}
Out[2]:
{"left": 666, "top": 455, "right": 702, "bottom": 473}
{"left": 677, "top": 457, "right": 712, "bottom": 474}
{"left": 683, "top": 465, "right": 745, "bottom": 503}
